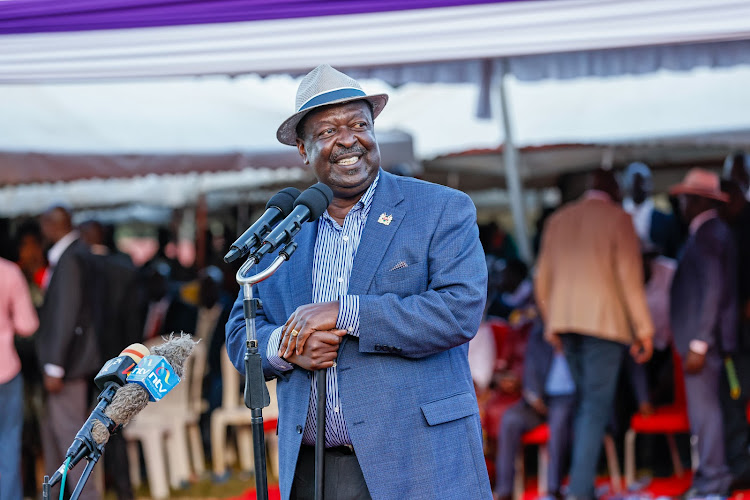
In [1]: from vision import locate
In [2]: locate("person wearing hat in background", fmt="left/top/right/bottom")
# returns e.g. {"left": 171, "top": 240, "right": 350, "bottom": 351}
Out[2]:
{"left": 669, "top": 168, "right": 737, "bottom": 498}
{"left": 226, "top": 64, "right": 491, "bottom": 499}
{"left": 622, "top": 162, "right": 682, "bottom": 259}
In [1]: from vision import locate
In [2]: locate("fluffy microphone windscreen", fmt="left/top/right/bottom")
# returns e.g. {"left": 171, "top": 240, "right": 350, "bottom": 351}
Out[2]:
{"left": 91, "top": 334, "right": 197, "bottom": 445}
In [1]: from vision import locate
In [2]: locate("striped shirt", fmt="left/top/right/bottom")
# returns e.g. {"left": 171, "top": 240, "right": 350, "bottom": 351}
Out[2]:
{"left": 266, "top": 174, "right": 379, "bottom": 446}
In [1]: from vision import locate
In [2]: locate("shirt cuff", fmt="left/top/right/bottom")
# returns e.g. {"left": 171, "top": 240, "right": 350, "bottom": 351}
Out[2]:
{"left": 337, "top": 295, "right": 360, "bottom": 337}
{"left": 44, "top": 364, "right": 65, "bottom": 378}
{"left": 266, "top": 326, "right": 294, "bottom": 372}
{"left": 689, "top": 340, "right": 709, "bottom": 356}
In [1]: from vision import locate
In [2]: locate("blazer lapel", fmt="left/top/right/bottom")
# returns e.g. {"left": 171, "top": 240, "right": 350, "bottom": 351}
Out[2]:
{"left": 286, "top": 220, "right": 317, "bottom": 311}
{"left": 348, "top": 171, "right": 405, "bottom": 295}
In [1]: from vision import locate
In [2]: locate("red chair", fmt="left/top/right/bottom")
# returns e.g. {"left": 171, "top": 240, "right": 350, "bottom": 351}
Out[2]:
{"left": 514, "top": 424, "right": 550, "bottom": 498}
{"left": 624, "top": 347, "right": 692, "bottom": 488}
{"left": 514, "top": 423, "right": 622, "bottom": 499}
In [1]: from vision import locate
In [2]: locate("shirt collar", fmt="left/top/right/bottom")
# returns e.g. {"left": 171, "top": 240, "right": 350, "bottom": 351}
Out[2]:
{"left": 623, "top": 197, "right": 653, "bottom": 215}
{"left": 689, "top": 209, "right": 718, "bottom": 235}
{"left": 321, "top": 172, "right": 380, "bottom": 225}
{"left": 47, "top": 231, "right": 78, "bottom": 267}
{"left": 583, "top": 189, "right": 612, "bottom": 203}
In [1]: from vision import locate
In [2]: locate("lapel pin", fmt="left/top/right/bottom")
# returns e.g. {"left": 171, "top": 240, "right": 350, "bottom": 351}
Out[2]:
{"left": 377, "top": 213, "right": 393, "bottom": 226}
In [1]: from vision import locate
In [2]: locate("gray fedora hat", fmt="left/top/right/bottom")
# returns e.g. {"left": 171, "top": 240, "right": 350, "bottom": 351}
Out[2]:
{"left": 276, "top": 64, "right": 389, "bottom": 146}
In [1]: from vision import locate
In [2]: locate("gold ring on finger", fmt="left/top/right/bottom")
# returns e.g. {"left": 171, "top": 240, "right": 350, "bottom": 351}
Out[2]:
{"left": 291, "top": 329, "right": 299, "bottom": 337}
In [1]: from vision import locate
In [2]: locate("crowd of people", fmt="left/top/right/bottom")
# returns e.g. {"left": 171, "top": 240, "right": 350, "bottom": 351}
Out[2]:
{"left": 2, "top": 65, "right": 749, "bottom": 500}
{"left": 475, "top": 152, "right": 750, "bottom": 500}
{"left": 0, "top": 207, "right": 238, "bottom": 500}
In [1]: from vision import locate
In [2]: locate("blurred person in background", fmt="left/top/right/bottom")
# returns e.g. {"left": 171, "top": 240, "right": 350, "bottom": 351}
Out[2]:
{"left": 719, "top": 170, "right": 750, "bottom": 488}
{"left": 16, "top": 219, "right": 47, "bottom": 308}
{"left": 37, "top": 206, "right": 101, "bottom": 500}
{"left": 494, "top": 313, "right": 575, "bottom": 500}
{"left": 725, "top": 150, "right": 750, "bottom": 200}
{"left": 0, "top": 252, "right": 39, "bottom": 500}
{"left": 13, "top": 220, "right": 47, "bottom": 498}
{"left": 79, "top": 219, "right": 139, "bottom": 500}
{"left": 195, "top": 265, "right": 232, "bottom": 454}
{"left": 136, "top": 262, "right": 197, "bottom": 342}
{"left": 486, "top": 258, "right": 533, "bottom": 320}
{"left": 144, "top": 226, "right": 195, "bottom": 283}
{"left": 669, "top": 169, "right": 737, "bottom": 498}
{"left": 622, "top": 162, "right": 682, "bottom": 259}
{"left": 535, "top": 168, "right": 654, "bottom": 500}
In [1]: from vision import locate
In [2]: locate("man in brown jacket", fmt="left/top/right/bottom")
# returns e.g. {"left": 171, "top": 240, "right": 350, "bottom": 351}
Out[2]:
{"left": 535, "top": 169, "right": 654, "bottom": 500}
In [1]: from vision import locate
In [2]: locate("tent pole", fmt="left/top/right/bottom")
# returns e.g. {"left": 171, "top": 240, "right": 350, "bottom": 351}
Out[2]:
{"left": 497, "top": 59, "right": 532, "bottom": 262}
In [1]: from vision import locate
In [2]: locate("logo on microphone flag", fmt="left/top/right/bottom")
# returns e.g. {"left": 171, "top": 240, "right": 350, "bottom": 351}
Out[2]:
{"left": 127, "top": 355, "right": 180, "bottom": 401}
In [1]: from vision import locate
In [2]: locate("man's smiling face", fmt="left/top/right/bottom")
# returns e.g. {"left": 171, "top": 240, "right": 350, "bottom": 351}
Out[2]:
{"left": 296, "top": 100, "right": 381, "bottom": 201}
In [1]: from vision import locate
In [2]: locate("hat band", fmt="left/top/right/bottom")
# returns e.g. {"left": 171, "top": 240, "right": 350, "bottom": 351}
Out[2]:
{"left": 298, "top": 88, "right": 367, "bottom": 112}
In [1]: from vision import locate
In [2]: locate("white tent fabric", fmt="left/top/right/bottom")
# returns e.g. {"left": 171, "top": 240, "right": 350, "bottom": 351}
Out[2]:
{"left": 3, "top": 66, "right": 750, "bottom": 161}
{"left": 0, "top": 166, "right": 307, "bottom": 217}
{"left": 1, "top": 0, "right": 749, "bottom": 83}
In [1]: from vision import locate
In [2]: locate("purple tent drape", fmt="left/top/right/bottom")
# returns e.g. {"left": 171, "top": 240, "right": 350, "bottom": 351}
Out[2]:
{"left": 0, "top": 0, "right": 523, "bottom": 34}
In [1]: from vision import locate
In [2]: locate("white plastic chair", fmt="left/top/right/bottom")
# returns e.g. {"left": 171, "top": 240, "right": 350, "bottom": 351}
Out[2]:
{"left": 210, "top": 345, "right": 279, "bottom": 480}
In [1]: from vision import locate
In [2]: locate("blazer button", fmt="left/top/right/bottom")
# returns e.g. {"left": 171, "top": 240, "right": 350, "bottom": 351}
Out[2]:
{"left": 296, "top": 425, "right": 303, "bottom": 434}
{"left": 374, "top": 345, "right": 381, "bottom": 351}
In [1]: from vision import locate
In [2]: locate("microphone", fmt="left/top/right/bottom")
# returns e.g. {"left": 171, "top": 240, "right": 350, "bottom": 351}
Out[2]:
{"left": 48, "top": 334, "right": 196, "bottom": 487}
{"left": 94, "top": 343, "right": 150, "bottom": 391}
{"left": 253, "top": 183, "right": 333, "bottom": 261}
{"left": 126, "top": 354, "right": 181, "bottom": 402}
{"left": 224, "top": 187, "right": 301, "bottom": 263}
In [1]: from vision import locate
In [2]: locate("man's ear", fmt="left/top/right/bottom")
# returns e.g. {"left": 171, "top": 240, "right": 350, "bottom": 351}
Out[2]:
{"left": 296, "top": 138, "right": 308, "bottom": 165}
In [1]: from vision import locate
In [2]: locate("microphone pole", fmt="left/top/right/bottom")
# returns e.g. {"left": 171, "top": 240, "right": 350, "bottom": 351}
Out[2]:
{"left": 236, "top": 242, "right": 299, "bottom": 500}
{"left": 236, "top": 182, "right": 333, "bottom": 500}
{"left": 315, "top": 370, "right": 326, "bottom": 500}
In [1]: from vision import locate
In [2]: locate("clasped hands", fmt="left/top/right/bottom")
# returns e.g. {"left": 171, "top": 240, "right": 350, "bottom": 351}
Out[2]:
{"left": 278, "top": 301, "right": 346, "bottom": 371}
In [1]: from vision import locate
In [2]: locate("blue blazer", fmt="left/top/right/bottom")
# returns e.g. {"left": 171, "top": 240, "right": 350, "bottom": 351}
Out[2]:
{"left": 670, "top": 216, "right": 737, "bottom": 357}
{"left": 226, "top": 170, "right": 491, "bottom": 500}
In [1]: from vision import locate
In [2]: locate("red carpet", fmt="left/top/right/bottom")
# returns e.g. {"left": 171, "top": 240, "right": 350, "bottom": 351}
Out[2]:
{"left": 230, "top": 485, "right": 281, "bottom": 500}
{"left": 520, "top": 472, "right": 750, "bottom": 499}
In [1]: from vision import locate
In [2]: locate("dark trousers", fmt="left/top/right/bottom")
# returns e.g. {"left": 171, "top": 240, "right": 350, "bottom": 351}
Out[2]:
{"left": 495, "top": 395, "right": 576, "bottom": 497}
{"left": 562, "top": 333, "right": 626, "bottom": 500}
{"left": 290, "top": 445, "right": 372, "bottom": 500}
{"left": 685, "top": 351, "right": 733, "bottom": 495}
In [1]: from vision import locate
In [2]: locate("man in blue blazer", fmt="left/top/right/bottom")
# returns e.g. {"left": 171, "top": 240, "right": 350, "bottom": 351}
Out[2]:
{"left": 226, "top": 64, "right": 491, "bottom": 500}
{"left": 669, "top": 169, "right": 737, "bottom": 498}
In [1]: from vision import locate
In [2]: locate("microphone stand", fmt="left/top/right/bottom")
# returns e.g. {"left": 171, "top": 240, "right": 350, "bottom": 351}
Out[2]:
{"left": 236, "top": 241, "right": 298, "bottom": 500}
{"left": 43, "top": 385, "right": 119, "bottom": 500}
{"left": 315, "top": 370, "right": 326, "bottom": 500}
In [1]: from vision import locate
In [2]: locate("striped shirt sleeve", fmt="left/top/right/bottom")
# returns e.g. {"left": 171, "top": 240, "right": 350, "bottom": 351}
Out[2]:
{"left": 266, "top": 326, "right": 294, "bottom": 372}
{"left": 337, "top": 294, "right": 360, "bottom": 337}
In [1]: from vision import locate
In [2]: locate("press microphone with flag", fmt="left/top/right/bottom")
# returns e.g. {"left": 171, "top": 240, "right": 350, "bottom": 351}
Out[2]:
{"left": 224, "top": 187, "right": 302, "bottom": 263}
{"left": 47, "top": 335, "right": 195, "bottom": 488}
{"left": 253, "top": 183, "right": 333, "bottom": 261}
{"left": 93, "top": 343, "right": 150, "bottom": 391}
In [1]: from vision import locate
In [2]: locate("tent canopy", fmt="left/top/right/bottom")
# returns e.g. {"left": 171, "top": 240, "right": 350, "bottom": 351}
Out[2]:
{"left": 1, "top": 0, "right": 749, "bottom": 85}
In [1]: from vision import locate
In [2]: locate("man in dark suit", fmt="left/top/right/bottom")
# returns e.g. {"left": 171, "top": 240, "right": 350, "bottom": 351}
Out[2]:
{"left": 37, "top": 206, "right": 101, "bottom": 500}
{"left": 669, "top": 169, "right": 737, "bottom": 498}
{"left": 79, "top": 219, "right": 140, "bottom": 500}
{"left": 623, "top": 162, "right": 683, "bottom": 258}
{"left": 494, "top": 314, "right": 575, "bottom": 500}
